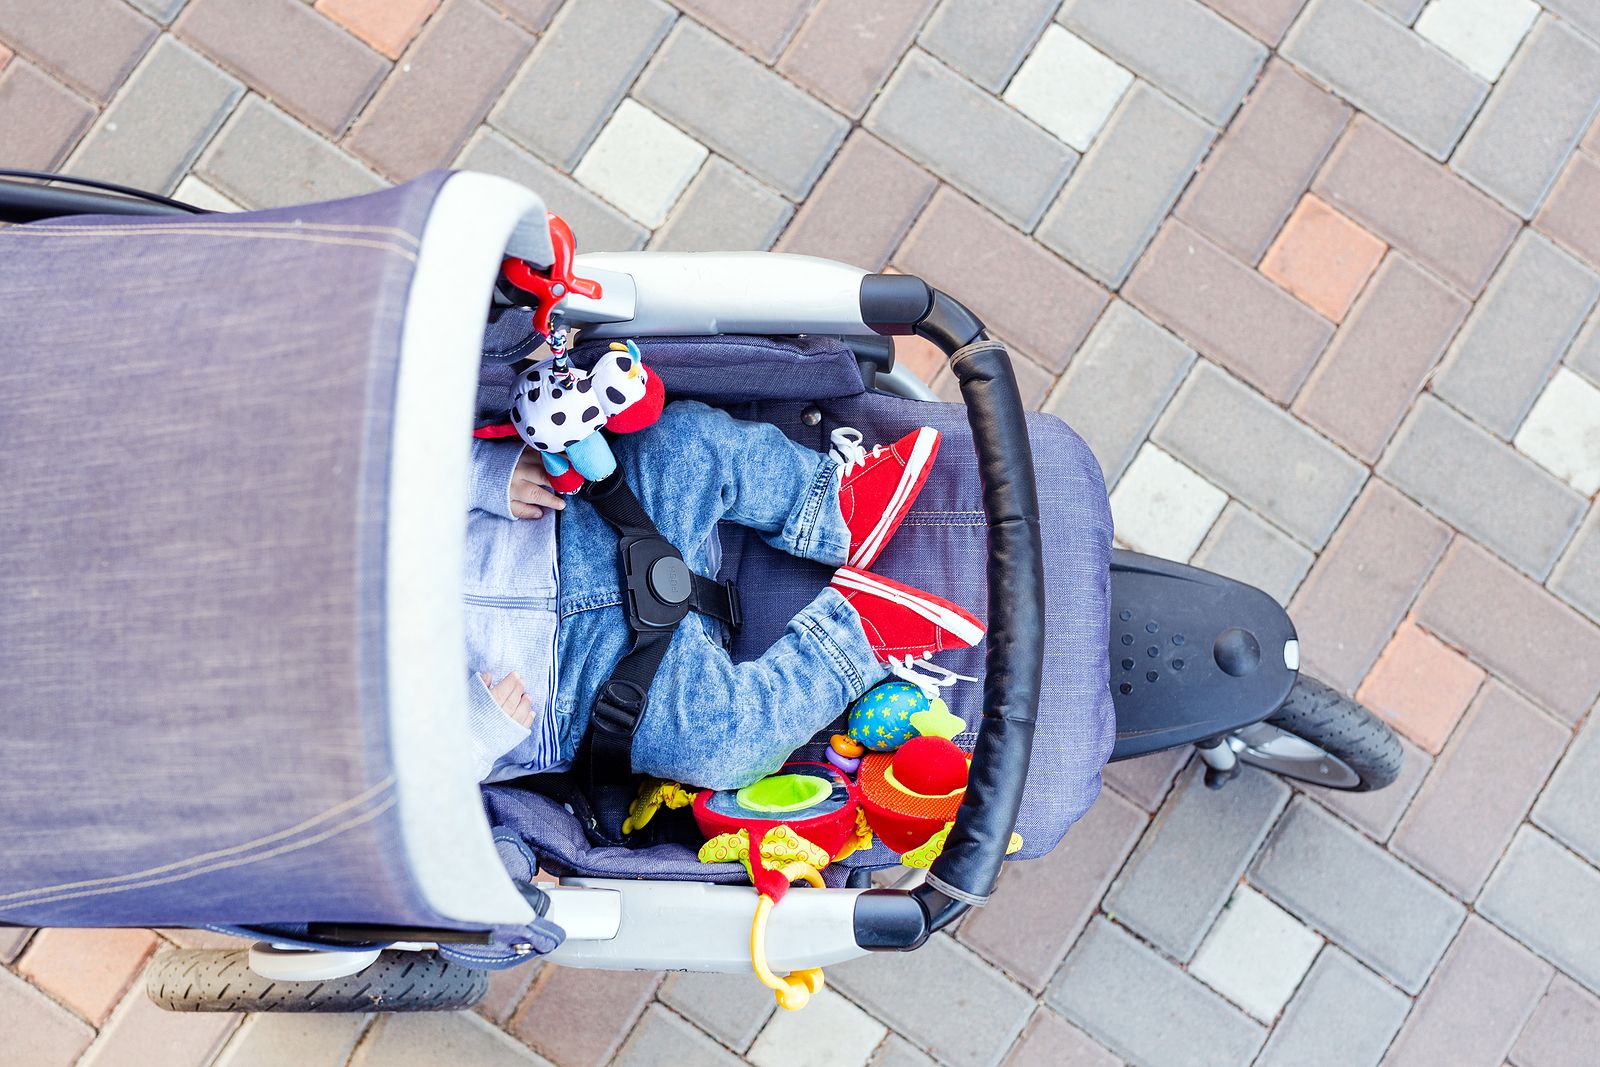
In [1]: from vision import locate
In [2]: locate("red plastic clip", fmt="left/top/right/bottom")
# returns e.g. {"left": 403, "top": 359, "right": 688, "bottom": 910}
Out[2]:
{"left": 501, "top": 212, "right": 603, "bottom": 336}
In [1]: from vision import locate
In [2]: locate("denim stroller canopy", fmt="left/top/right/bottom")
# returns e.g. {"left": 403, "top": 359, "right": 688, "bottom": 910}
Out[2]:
{"left": 0, "top": 172, "right": 553, "bottom": 932}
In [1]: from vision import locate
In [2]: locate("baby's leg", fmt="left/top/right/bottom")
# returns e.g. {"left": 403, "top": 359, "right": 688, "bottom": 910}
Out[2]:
{"left": 630, "top": 587, "right": 886, "bottom": 790}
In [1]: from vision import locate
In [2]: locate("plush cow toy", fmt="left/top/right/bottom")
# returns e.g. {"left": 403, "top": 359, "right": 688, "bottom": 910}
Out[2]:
{"left": 510, "top": 340, "right": 666, "bottom": 493}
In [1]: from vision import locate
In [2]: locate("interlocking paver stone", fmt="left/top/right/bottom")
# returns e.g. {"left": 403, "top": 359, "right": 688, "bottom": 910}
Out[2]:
{"left": 0, "top": 59, "right": 97, "bottom": 170}
{"left": 1385, "top": 916, "right": 1553, "bottom": 1067}
{"left": 1059, "top": 0, "right": 1267, "bottom": 126}
{"left": 656, "top": 972, "right": 774, "bottom": 1053}
{"left": 650, "top": 158, "right": 791, "bottom": 251}
{"left": 1539, "top": 0, "right": 1600, "bottom": 42}
{"left": 866, "top": 49, "right": 1075, "bottom": 229}
{"left": 1302, "top": 732, "right": 1430, "bottom": 841}
{"left": 1111, "top": 443, "right": 1228, "bottom": 560}
{"left": 611, "top": 1006, "right": 740, "bottom": 1067}
{"left": 1550, "top": 506, "right": 1600, "bottom": 623}
{"left": 130, "top": 0, "right": 190, "bottom": 25}
{"left": 1434, "top": 231, "right": 1600, "bottom": 437}
{"left": 79, "top": 985, "right": 239, "bottom": 1067}
{"left": 749, "top": 988, "right": 885, "bottom": 1067}
{"left": 775, "top": 131, "right": 935, "bottom": 270}
{"left": 0, "top": 925, "right": 31, "bottom": 962}
{"left": 635, "top": 20, "right": 847, "bottom": 200}
{"left": 778, "top": 0, "right": 934, "bottom": 119}
{"left": 1176, "top": 58, "right": 1350, "bottom": 265}
{"left": 1416, "top": 539, "right": 1600, "bottom": 721}
{"left": 1151, "top": 361, "right": 1366, "bottom": 547}
{"left": 486, "top": 0, "right": 561, "bottom": 32}
{"left": 1003, "top": 25, "right": 1133, "bottom": 153}
{"left": 1201, "top": 0, "right": 1309, "bottom": 45}
{"left": 1379, "top": 396, "right": 1585, "bottom": 579}
{"left": 668, "top": 0, "right": 810, "bottom": 63}
{"left": 1479, "top": 827, "right": 1600, "bottom": 996}
{"left": 18, "top": 927, "right": 160, "bottom": 1025}
{"left": 1314, "top": 116, "right": 1520, "bottom": 296}
{"left": 347, "top": 0, "right": 532, "bottom": 181}
{"left": 1101, "top": 747, "right": 1190, "bottom": 812}
{"left": 0, "top": 0, "right": 156, "bottom": 103}
{"left": 1037, "top": 82, "right": 1216, "bottom": 288}
{"left": 510, "top": 966, "right": 659, "bottom": 1067}
{"left": 489, "top": 0, "right": 675, "bottom": 172}
{"left": 1354, "top": 620, "right": 1485, "bottom": 753}
{"left": 1414, "top": 0, "right": 1538, "bottom": 81}
{"left": 1046, "top": 301, "right": 1194, "bottom": 486}
{"left": 457, "top": 128, "right": 648, "bottom": 251}
{"left": 315, "top": 0, "right": 438, "bottom": 60}
{"left": 1001, "top": 1010, "right": 1119, "bottom": 1067}
{"left": 894, "top": 188, "right": 1108, "bottom": 371}
{"left": 177, "top": 0, "right": 387, "bottom": 136}
{"left": 1189, "top": 886, "right": 1324, "bottom": 1022}
{"left": 197, "top": 96, "right": 383, "bottom": 209}
{"left": 1250, "top": 798, "right": 1465, "bottom": 993}
{"left": 1258, "top": 194, "right": 1386, "bottom": 321}
{"left": 1293, "top": 252, "right": 1471, "bottom": 462}
{"left": 1515, "top": 368, "right": 1600, "bottom": 495}
{"left": 1191, "top": 503, "right": 1314, "bottom": 605}
{"left": 65, "top": 36, "right": 241, "bottom": 194}
{"left": 959, "top": 784, "right": 1145, "bottom": 991}
{"left": 1391, "top": 683, "right": 1567, "bottom": 899}
{"left": 1049, "top": 917, "right": 1266, "bottom": 1067}
{"left": 1536, "top": 150, "right": 1600, "bottom": 271}
{"left": 1282, "top": 0, "right": 1487, "bottom": 160}
{"left": 1533, "top": 713, "right": 1600, "bottom": 868}
{"left": 831, "top": 934, "right": 1034, "bottom": 1067}
{"left": 352, "top": 1013, "right": 552, "bottom": 1067}
{"left": 1104, "top": 764, "right": 1289, "bottom": 960}
{"left": 573, "top": 99, "right": 706, "bottom": 227}
{"left": 172, "top": 174, "right": 241, "bottom": 211}
{"left": 917, "top": 0, "right": 1057, "bottom": 92}
{"left": 0, "top": 965, "right": 95, "bottom": 1067}
{"left": 1126, "top": 222, "right": 1334, "bottom": 403}
{"left": 1372, "top": 0, "right": 1427, "bottom": 21}
{"left": 873, "top": 1035, "right": 938, "bottom": 1067}
{"left": 1254, "top": 948, "right": 1408, "bottom": 1067}
{"left": 1569, "top": 311, "right": 1600, "bottom": 387}
{"left": 478, "top": 960, "right": 541, "bottom": 1025}
{"left": 1511, "top": 976, "right": 1600, "bottom": 1067}
{"left": 214, "top": 1014, "right": 370, "bottom": 1067}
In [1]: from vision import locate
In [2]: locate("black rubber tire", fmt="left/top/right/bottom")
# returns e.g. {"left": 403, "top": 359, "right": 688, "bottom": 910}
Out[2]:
{"left": 1260, "top": 674, "right": 1404, "bottom": 792}
{"left": 145, "top": 948, "right": 488, "bottom": 1013}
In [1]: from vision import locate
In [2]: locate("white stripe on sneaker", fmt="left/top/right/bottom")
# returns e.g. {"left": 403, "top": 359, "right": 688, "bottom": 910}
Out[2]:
{"left": 849, "top": 427, "right": 939, "bottom": 568}
{"left": 833, "top": 567, "right": 985, "bottom": 646}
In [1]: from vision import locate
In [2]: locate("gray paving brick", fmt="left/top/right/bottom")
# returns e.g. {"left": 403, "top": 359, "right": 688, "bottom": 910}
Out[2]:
{"left": 1385, "top": 917, "right": 1552, "bottom": 1067}
{"left": 1251, "top": 798, "right": 1465, "bottom": 993}
{"left": 669, "top": 0, "right": 810, "bottom": 63}
{"left": 0, "top": 926, "right": 32, "bottom": 964}
{"left": 650, "top": 159, "right": 792, "bottom": 251}
{"left": 1200, "top": 0, "right": 1308, "bottom": 45}
{"left": 1152, "top": 361, "right": 1366, "bottom": 548}
{"left": 177, "top": 0, "right": 387, "bottom": 136}
{"left": 1127, "top": 222, "right": 1334, "bottom": 404}
{"left": 1551, "top": 506, "right": 1600, "bottom": 623}
{"left": 1104, "top": 764, "right": 1289, "bottom": 960}
{"left": 1037, "top": 82, "right": 1216, "bottom": 287}
{"left": 1537, "top": 0, "right": 1600, "bottom": 49}
{"left": 610, "top": 1005, "right": 740, "bottom": 1067}
{"left": 872, "top": 1035, "right": 938, "bottom": 1067}
{"left": 65, "top": 37, "right": 241, "bottom": 195}
{"left": 352, "top": 1013, "right": 548, "bottom": 1067}
{"left": 634, "top": 20, "right": 847, "bottom": 201}
{"left": 831, "top": 934, "right": 1032, "bottom": 1067}
{"left": 1569, "top": 313, "right": 1600, "bottom": 388}
{"left": 487, "top": 0, "right": 562, "bottom": 33}
{"left": 1533, "top": 712, "right": 1600, "bottom": 869}
{"left": 1454, "top": 17, "right": 1600, "bottom": 218}
{"left": 959, "top": 786, "right": 1146, "bottom": 991}
{"left": 0, "top": 966, "right": 95, "bottom": 1067}
{"left": 1282, "top": 0, "right": 1487, "bottom": 160}
{"left": 1301, "top": 733, "right": 1430, "bottom": 842}
{"left": 1001, "top": 1010, "right": 1120, "bottom": 1067}
{"left": 214, "top": 1014, "right": 369, "bottom": 1067}
{"left": 130, "top": 0, "right": 188, "bottom": 24}
{"left": 1434, "top": 232, "right": 1600, "bottom": 438}
{"left": 1191, "top": 503, "right": 1314, "bottom": 605}
{"left": 1175, "top": 58, "right": 1350, "bottom": 265}
{"left": 776, "top": 131, "right": 936, "bottom": 270}
{"left": 779, "top": 0, "right": 936, "bottom": 118}
{"left": 1048, "top": 917, "right": 1266, "bottom": 1067}
{"left": 1314, "top": 116, "right": 1519, "bottom": 297}
{"left": 490, "top": 0, "right": 675, "bottom": 171}
{"left": 1378, "top": 396, "right": 1586, "bottom": 579}
{"left": 457, "top": 128, "right": 648, "bottom": 252}
{"left": 1293, "top": 252, "right": 1470, "bottom": 464}
{"left": 1044, "top": 301, "right": 1195, "bottom": 486}
{"left": 1370, "top": 0, "right": 1424, "bottom": 22}
{"left": 1255, "top": 948, "right": 1409, "bottom": 1067}
{"left": 0, "top": 0, "right": 157, "bottom": 103}
{"left": 1511, "top": 975, "right": 1600, "bottom": 1067}
{"left": 656, "top": 972, "right": 774, "bottom": 1054}
{"left": 918, "top": 0, "right": 1057, "bottom": 91}
{"left": 1059, "top": 0, "right": 1267, "bottom": 126}
{"left": 1102, "top": 748, "right": 1191, "bottom": 812}
{"left": 196, "top": 96, "right": 382, "bottom": 209}
{"left": 1391, "top": 683, "right": 1568, "bottom": 900}
{"left": 866, "top": 50, "right": 1076, "bottom": 229}
{"left": 1479, "top": 827, "right": 1600, "bottom": 996}
{"left": 0, "top": 58, "right": 97, "bottom": 170}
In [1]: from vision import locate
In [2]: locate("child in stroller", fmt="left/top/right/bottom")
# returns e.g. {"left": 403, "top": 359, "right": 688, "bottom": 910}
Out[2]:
{"left": 467, "top": 395, "right": 985, "bottom": 790}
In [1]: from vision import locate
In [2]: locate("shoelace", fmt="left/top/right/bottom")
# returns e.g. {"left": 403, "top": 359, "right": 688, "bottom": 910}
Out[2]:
{"left": 829, "top": 426, "right": 884, "bottom": 477}
{"left": 886, "top": 653, "right": 978, "bottom": 701}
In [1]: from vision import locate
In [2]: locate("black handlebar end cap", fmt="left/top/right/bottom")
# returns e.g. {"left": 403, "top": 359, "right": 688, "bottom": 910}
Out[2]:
{"left": 860, "top": 274, "right": 933, "bottom": 336}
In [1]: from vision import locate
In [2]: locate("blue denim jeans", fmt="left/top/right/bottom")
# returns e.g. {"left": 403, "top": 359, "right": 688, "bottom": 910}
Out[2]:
{"left": 554, "top": 401, "right": 887, "bottom": 789}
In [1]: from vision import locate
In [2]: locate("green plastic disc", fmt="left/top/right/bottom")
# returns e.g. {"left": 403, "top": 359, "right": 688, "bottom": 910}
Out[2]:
{"left": 734, "top": 773, "right": 832, "bottom": 814}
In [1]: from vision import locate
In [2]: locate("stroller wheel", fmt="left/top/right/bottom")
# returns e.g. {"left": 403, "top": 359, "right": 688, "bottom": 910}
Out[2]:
{"left": 1232, "top": 674, "right": 1404, "bottom": 792}
{"left": 144, "top": 948, "right": 488, "bottom": 1013}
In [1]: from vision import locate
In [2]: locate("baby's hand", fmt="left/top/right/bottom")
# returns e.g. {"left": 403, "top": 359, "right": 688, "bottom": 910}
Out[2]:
{"left": 511, "top": 449, "right": 567, "bottom": 520}
{"left": 482, "top": 671, "right": 534, "bottom": 728}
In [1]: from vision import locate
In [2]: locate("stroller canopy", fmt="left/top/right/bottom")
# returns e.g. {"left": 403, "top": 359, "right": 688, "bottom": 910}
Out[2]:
{"left": 0, "top": 171, "right": 552, "bottom": 930}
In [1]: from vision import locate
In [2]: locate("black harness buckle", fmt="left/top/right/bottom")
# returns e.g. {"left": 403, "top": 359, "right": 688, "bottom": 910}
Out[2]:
{"left": 620, "top": 535, "right": 692, "bottom": 632}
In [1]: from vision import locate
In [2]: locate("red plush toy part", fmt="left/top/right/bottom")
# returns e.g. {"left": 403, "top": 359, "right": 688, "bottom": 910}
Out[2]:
{"left": 603, "top": 363, "right": 666, "bottom": 434}
{"left": 891, "top": 736, "right": 969, "bottom": 796}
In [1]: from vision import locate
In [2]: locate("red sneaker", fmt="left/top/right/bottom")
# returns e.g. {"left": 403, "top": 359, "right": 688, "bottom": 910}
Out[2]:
{"left": 831, "top": 566, "right": 985, "bottom": 663}
{"left": 833, "top": 426, "right": 941, "bottom": 569}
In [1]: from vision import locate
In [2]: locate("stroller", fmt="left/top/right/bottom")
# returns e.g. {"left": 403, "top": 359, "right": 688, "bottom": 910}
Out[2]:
{"left": 0, "top": 169, "right": 1400, "bottom": 1014}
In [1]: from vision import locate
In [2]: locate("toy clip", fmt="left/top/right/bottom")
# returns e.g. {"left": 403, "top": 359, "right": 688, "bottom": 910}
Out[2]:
{"left": 746, "top": 833, "right": 826, "bottom": 1011}
{"left": 500, "top": 212, "right": 602, "bottom": 337}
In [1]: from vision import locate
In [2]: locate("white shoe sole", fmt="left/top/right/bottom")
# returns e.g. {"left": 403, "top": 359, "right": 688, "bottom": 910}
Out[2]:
{"left": 832, "top": 566, "right": 985, "bottom": 648}
{"left": 848, "top": 427, "right": 939, "bottom": 569}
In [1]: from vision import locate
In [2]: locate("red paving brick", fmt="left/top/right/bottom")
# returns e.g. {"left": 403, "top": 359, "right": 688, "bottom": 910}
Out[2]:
{"left": 510, "top": 965, "right": 660, "bottom": 1067}
{"left": 777, "top": 130, "right": 937, "bottom": 271}
{"left": 778, "top": 0, "right": 935, "bottom": 118}
{"left": 316, "top": 0, "right": 440, "bottom": 60}
{"left": 1356, "top": 620, "right": 1485, "bottom": 754}
{"left": 1536, "top": 150, "right": 1600, "bottom": 271}
{"left": 17, "top": 927, "right": 160, "bottom": 1025}
{"left": 1259, "top": 194, "right": 1386, "bottom": 322}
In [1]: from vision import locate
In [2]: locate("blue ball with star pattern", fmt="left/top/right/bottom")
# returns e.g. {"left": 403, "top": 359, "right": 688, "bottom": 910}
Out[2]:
{"left": 846, "top": 680, "right": 930, "bottom": 752}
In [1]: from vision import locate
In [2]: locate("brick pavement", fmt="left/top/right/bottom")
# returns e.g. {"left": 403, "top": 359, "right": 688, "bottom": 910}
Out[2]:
{"left": 2, "top": 1, "right": 1599, "bottom": 1065}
